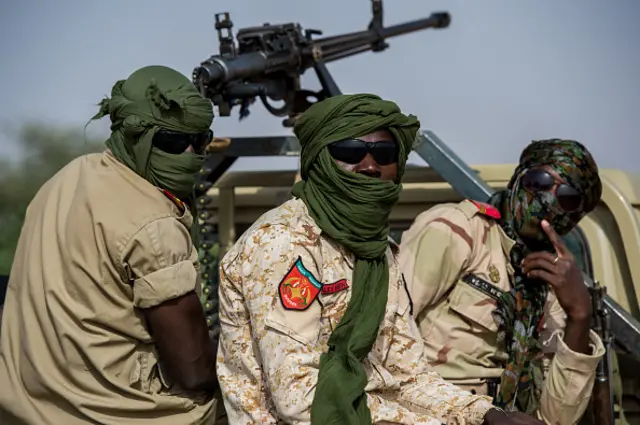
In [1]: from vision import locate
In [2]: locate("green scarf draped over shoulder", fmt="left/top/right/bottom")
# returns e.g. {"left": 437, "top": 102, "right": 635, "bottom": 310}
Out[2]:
{"left": 291, "top": 93, "right": 420, "bottom": 425}
{"left": 89, "top": 65, "right": 214, "bottom": 200}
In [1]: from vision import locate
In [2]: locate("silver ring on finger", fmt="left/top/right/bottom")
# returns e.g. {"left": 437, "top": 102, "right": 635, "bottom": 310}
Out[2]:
{"left": 553, "top": 255, "right": 559, "bottom": 265}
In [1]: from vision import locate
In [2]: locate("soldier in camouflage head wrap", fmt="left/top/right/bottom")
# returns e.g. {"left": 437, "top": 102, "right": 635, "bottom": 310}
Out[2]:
{"left": 488, "top": 139, "right": 601, "bottom": 414}
{"left": 506, "top": 139, "right": 602, "bottom": 242}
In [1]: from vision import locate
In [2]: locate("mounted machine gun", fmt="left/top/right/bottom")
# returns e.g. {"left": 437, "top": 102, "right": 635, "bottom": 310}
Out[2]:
{"left": 191, "top": 0, "right": 451, "bottom": 339}
{"left": 192, "top": 0, "right": 449, "bottom": 128}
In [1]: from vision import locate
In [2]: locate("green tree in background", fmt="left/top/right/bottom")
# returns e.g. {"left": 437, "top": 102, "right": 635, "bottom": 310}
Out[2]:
{"left": 0, "top": 122, "right": 104, "bottom": 274}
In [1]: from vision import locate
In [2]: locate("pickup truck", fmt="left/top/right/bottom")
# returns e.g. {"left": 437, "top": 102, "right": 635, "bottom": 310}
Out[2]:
{"left": 198, "top": 161, "right": 640, "bottom": 424}
{"left": 1, "top": 151, "right": 638, "bottom": 424}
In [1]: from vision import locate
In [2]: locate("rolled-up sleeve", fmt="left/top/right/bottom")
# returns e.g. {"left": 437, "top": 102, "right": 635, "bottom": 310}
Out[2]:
{"left": 121, "top": 217, "right": 199, "bottom": 309}
{"left": 538, "top": 329, "right": 605, "bottom": 425}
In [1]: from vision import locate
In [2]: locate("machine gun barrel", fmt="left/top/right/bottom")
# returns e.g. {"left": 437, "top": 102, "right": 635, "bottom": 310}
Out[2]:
{"left": 193, "top": 0, "right": 452, "bottom": 123}
{"left": 195, "top": 51, "right": 290, "bottom": 87}
{"left": 193, "top": 10, "right": 451, "bottom": 95}
{"left": 315, "top": 13, "right": 450, "bottom": 64}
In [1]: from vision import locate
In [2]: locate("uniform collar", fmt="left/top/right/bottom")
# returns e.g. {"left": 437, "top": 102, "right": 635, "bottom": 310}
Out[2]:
{"left": 496, "top": 224, "right": 517, "bottom": 277}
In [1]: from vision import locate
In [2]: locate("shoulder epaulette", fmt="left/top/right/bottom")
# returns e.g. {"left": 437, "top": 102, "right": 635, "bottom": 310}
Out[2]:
{"left": 469, "top": 199, "right": 501, "bottom": 220}
{"left": 162, "top": 189, "right": 186, "bottom": 213}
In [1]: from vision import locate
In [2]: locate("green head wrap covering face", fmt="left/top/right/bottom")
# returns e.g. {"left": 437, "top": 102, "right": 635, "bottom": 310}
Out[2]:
{"left": 90, "top": 65, "right": 214, "bottom": 200}
{"left": 291, "top": 93, "right": 420, "bottom": 425}
{"left": 488, "top": 139, "right": 601, "bottom": 414}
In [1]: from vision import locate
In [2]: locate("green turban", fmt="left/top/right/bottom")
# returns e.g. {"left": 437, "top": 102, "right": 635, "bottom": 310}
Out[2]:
{"left": 291, "top": 93, "right": 420, "bottom": 425}
{"left": 90, "top": 65, "right": 214, "bottom": 200}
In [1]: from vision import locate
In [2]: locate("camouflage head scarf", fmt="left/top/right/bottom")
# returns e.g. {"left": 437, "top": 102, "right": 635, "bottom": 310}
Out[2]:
{"left": 488, "top": 139, "right": 601, "bottom": 414}
{"left": 507, "top": 139, "right": 602, "bottom": 241}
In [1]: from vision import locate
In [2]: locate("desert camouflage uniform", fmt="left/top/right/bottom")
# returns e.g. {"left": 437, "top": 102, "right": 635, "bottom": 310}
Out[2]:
{"left": 217, "top": 197, "right": 495, "bottom": 425}
{"left": 399, "top": 199, "right": 605, "bottom": 425}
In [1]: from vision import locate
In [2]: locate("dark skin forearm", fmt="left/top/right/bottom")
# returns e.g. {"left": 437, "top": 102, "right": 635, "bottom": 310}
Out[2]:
{"left": 143, "top": 292, "right": 218, "bottom": 392}
{"left": 562, "top": 315, "right": 591, "bottom": 355}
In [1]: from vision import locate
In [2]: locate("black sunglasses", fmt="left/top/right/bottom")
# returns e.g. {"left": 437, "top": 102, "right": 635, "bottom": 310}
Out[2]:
{"left": 522, "top": 169, "right": 583, "bottom": 212}
{"left": 327, "top": 138, "right": 398, "bottom": 166}
{"left": 152, "top": 129, "right": 213, "bottom": 155}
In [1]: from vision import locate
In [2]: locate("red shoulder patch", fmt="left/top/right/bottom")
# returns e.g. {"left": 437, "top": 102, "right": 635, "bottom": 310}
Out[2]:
{"left": 279, "top": 257, "right": 322, "bottom": 310}
{"left": 469, "top": 200, "right": 501, "bottom": 220}
{"left": 162, "top": 189, "right": 185, "bottom": 213}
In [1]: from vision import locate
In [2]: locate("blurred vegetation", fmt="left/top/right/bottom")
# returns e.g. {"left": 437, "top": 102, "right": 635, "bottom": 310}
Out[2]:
{"left": 0, "top": 122, "right": 104, "bottom": 274}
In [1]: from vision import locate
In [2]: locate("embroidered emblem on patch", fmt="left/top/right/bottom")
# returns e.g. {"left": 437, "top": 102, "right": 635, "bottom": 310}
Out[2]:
{"left": 469, "top": 200, "right": 501, "bottom": 220}
{"left": 278, "top": 257, "right": 322, "bottom": 310}
{"left": 162, "top": 189, "right": 185, "bottom": 213}
{"left": 489, "top": 265, "right": 501, "bottom": 283}
{"left": 321, "top": 279, "right": 349, "bottom": 295}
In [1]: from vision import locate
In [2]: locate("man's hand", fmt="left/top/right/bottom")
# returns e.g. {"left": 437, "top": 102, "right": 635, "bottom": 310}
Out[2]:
{"left": 483, "top": 408, "right": 545, "bottom": 424}
{"left": 520, "top": 219, "right": 592, "bottom": 354}
{"left": 520, "top": 220, "right": 591, "bottom": 322}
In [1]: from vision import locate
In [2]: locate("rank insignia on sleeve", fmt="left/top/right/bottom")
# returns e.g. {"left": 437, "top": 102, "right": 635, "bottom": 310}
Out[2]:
{"left": 161, "top": 189, "right": 185, "bottom": 213}
{"left": 489, "top": 265, "right": 501, "bottom": 283}
{"left": 469, "top": 200, "right": 501, "bottom": 220}
{"left": 321, "top": 279, "right": 349, "bottom": 295}
{"left": 279, "top": 257, "right": 322, "bottom": 310}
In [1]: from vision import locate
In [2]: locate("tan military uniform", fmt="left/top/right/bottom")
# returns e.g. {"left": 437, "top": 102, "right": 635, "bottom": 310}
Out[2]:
{"left": 399, "top": 199, "right": 605, "bottom": 425}
{"left": 0, "top": 151, "right": 217, "bottom": 425}
{"left": 217, "top": 197, "right": 495, "bottom": 425}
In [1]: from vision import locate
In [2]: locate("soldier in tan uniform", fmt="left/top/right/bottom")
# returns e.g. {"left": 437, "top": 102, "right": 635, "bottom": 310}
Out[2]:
{"left": 217, "top": 93, "right": 543, "bottom": 425}
{"left": 399, "top": 140, "right": 605, "bottom": 425}
{"left": 0, "top": 66, "right": 219, "bottom": 424}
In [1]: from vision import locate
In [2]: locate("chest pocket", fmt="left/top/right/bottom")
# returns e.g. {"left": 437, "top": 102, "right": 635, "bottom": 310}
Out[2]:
{"left": 448, "top": 275, "right": 500, "bottom": 333}
{"left": 265, "top": 300, "right": 323, "bottom": 346}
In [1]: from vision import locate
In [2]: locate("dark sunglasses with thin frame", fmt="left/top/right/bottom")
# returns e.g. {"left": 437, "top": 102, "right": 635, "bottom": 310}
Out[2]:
{"left": 327, "top": 138, "right": 399, "bottom": 166}
{"left": 152, "top": 129, "right": 213, "bottom": 155}
{"left": 522, "top": 168, "right": 583, "bottom": 212}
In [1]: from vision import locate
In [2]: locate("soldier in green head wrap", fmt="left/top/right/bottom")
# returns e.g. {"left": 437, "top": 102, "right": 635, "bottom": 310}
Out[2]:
{"left": 92, "top": 64, "right": 214, "bottom": 200}
{"left": 0, "top": 65, "right": 220, "bottom": 425}
{"left": 217, "top": 93, "right": 500, "bottom": 425}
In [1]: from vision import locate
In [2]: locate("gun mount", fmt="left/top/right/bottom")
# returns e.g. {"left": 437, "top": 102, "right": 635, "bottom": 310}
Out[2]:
{"left": 192, "top": 0, "right": 450, "bottom": 126}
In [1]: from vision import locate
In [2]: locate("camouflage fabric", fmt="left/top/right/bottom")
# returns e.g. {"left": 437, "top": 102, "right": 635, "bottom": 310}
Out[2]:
{"left": 290, "top": 94, "right": 420, "bottom": 425}
{"left": 488, "top": 139, "right": 601, "bottom": 414}
{"left": 506, "top": 139, "right": 602, "bottom": 240}
{"left": 216, "top": 197, "right": 494, "bottom": 425}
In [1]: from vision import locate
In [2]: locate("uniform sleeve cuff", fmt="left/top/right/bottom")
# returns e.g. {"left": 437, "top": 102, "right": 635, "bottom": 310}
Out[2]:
{"left": 554, "top": 329, "right": 605, "bottom": 371}
{"left": 472, "top": 399, "right": 495, "bottom": 425}
{"left": 133, "top": 259, "right": 197, "bottom": 308}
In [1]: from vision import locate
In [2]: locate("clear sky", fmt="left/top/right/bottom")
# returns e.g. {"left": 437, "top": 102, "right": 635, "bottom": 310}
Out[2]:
{"left": 1, "top": 0, "right": 638, "bottom": 172}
